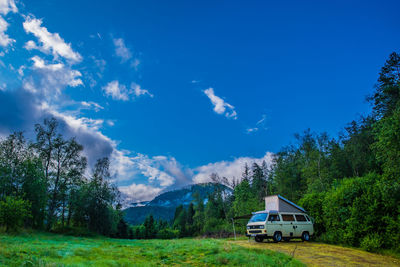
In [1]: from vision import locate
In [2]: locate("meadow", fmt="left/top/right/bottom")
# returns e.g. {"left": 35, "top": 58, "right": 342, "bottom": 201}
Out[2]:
{"left": 0, "top": 233, "right": 303, "bottom": 266}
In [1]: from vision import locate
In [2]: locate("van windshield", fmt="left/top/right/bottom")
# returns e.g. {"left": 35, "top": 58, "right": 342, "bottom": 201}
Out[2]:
{"left": 249, "top": 213, "right": 268, "bottom": 222}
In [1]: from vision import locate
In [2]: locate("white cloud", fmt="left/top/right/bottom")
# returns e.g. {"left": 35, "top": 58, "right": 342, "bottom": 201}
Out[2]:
{"left": 193, "top": 152, "right": 274, "bottom": 184}
{"left": 246, "top": 114, "right": 268, "bottom": 134}
{"left": 113, "top": 38, "right": 132, "bottom": 62}
{"left": 246, "top": 127, "right": 258, "bottom": 134}
{"left": 119, "top": 183, "right": 163, "bottom": 203}
{"left": 23, "top": 16, "right": 82, "bottom": 63}
{"left": 102, "top": 80, "right": 129, "bottom": 101}
{"left": 81, "top": 101, "right": 104, "bottom": 112}
{"left": 17, "top": 65, "right": 26, "bottom": 77}
{"left": 0, "top": 16, "right": 14, "bottom": 47}
{"left": 0, "top": 82, "right": 6, "bottom": 91}
{"left": 203, "top": 88, "right": 237, "bottom": 119}
{"left": 103, "top": 80, "right": 153, "bottom": 101}
{"left": 0, "top": 0, "right": 17, "bottom": 15}
{"left": 0, "top": 0, "right": 17, "bottom": 48}
{"left": 131, "top": 82, "right": 153, "bottom": 98}
{"left": 131, "top": 58, "right": 140, "bottom": 70}
{"left": 23, "top": 56, "right": 83, "bottom": 97}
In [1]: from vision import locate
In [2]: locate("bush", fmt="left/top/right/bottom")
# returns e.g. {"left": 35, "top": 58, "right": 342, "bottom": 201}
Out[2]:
{"left": 157, "top": 228, "right": 179, "bottom": 239}
{"left": 0, "top": 196, "right": 31, "bottom": 232}
{"left": 299, "top": 192, "right": 326, "bottom": 236}
{"left": 361, "top": 233, "right": 383, "bottom": 252}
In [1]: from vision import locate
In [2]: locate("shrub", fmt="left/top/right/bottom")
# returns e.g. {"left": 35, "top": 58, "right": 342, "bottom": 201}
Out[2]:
{"left": 361, "top": 233, "right": 383, "bottom": 252}
{"left": 157, "top": 228, "right": 179, "bottom": 239}
{"left": 0, "top": 196, "right": 31, "bottom": 232}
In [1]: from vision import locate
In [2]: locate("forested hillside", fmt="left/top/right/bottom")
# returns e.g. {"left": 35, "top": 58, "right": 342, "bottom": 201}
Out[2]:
{"left": 124, "top": 183, "right": 231, "bottom": 225}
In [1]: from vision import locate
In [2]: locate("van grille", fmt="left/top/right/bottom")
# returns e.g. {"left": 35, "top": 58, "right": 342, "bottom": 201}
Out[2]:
{"left": 249, "top": 230, "right": 262, "bottom": 234}
{"left": 248, "top": 225, "right": 263, "bottom": 229}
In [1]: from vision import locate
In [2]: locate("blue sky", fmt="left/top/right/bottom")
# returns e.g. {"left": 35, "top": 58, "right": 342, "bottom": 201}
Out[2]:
{"left": 0, "top": 0, "right": 399, "bottom": 202}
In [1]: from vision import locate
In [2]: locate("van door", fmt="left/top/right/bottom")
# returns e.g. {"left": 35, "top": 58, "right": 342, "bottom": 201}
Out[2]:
{"left": 280, "top": 214, "right": 296, "bottom": 238}
{"left": 266, "top": 214, "right": 282, "bottom": 237}
{"left": 294, "top": 214, "right": 308, "bottom": 237}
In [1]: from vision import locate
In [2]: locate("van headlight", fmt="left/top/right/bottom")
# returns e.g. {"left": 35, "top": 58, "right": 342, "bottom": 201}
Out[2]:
{"left": 259, "top": 225, "right": 264, "bottom": 229}
{"left": 246, "top": 226, "right": 250, "bottom": 229}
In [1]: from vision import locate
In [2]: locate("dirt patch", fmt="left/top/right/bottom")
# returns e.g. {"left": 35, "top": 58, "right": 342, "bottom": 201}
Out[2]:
{"left": 231, "top": 239, "right": 400, "bottom": 267}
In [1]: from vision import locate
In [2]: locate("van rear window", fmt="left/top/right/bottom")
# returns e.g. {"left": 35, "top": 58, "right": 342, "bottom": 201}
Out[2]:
{"left": 295, "top": 215, "right": 307, "bottom": 222}
{"left": 281, "top": 214, "right": 295, "bottom": 221}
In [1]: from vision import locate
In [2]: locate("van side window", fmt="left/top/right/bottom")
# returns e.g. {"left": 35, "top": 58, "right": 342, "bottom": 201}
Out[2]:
{"left": 281, "top": 214, "right": 295, "bottom": 221}
{"left": 305, "top": 215, "right": 310, "bottom": 221}
{"left": 268, "top": 214, "right": 280, "bottom": 222}
{"left": 295, "top": 214, "right": 307, "bottom": 222}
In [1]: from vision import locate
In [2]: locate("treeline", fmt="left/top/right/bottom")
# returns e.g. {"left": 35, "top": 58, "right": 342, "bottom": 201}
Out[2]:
{"left": 0, "top": 118, "right": 128, "bottom": 237}
{"left": 135, "top": 52, "right": 400, "bottom": 253}
{"left": 130, "top": 167, "right": 271, "bottom": 239}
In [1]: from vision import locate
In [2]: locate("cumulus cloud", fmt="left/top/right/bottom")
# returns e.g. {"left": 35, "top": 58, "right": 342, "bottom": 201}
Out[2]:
{"left": 23, "top": 16, "right": 82, "bottom": 63}
{"left": 0, "top": 0, "right": 17, "bottom": 48}
{"left": 113, "top": 38, "right": 132, "bottom": 62}
{"left": 0, "top": 16, "right": 14, "bottom": 47}
{"left": 102, "top": 80, "right": 129, "bottom": 101}
{"left": 193, "top": 152, "right": 274, "bottom": 184}
{"left": 23, "top": 56, "right": 83, "bottom": 97}
{"left": 203, "top": 88, "right": 237, "bottom": 119}
{"left": 103, "top": 80, "right": 153, "bottom": 101}
{"left": 0, "top": 0, "right": 17, "bottom": 14}
{"left": 119, "top": 183, "right": 163, "bottom": 203}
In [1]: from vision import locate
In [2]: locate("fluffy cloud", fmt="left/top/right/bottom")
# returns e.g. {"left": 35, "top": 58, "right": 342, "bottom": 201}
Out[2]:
{"left": 0, "top": 0, "right": 17, "bottom": 14}
{"left": 102, "top": 80, "right": 129, "bottom": 101}
{"left": 119, "top": 183, "right": 163, "bottom": 203}
{"left": 23, "top": 56, "right": 83, "bottom": 96}
{"left": 113, "top": 38, "right": 132, "bottom": 62}
{"left": 193, "top": 152, "right": 274, "bottom": 184}
{"left": 103, "top": 80, "right": 153, "bottom": 101}
{"left": 0, "top": 0, "right": 17, "bottom": 48}
{"left": 23, "top": 16, "right": 82, "bottom": 63}
{"left": 203, "top": 88, "right": 237, "bottom": 119}
{"left": 0, "top": 16, "right": 13, "bottom": 47}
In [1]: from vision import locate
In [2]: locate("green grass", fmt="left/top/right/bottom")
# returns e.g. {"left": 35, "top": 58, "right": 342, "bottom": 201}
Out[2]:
{"left": 0, "top": 233, "right": 303, "bottom": 266}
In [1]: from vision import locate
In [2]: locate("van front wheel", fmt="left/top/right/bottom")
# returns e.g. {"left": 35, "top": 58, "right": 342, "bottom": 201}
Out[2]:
{"left": 273, "top": 232, "right": 282, "bottom": 242}
{"left": 301, "top": 232, "right": 310, "bottom": 242}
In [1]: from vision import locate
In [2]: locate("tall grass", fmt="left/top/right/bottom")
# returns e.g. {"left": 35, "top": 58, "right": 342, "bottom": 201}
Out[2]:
{"left": 0, "top": 233, "right": 303, "bottom": 266}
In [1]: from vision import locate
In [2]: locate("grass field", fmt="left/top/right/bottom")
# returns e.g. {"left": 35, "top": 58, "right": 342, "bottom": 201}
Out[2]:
{"left": 0, "top": 233, "right": 303, "bottom": 266}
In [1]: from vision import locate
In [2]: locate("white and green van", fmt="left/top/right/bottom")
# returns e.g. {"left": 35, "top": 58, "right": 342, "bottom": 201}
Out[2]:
{"left": 246, "top": 210, "right": 314, "bottom": 242}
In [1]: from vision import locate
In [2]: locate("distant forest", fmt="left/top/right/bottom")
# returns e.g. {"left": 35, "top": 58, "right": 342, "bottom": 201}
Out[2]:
{"left": 0, "top": 52, "right": 399, "bottom": 253}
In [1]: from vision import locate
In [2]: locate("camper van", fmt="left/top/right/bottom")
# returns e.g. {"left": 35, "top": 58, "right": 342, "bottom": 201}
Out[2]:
{"left": 245, "top": 195, "right": 314, "bottom": 242}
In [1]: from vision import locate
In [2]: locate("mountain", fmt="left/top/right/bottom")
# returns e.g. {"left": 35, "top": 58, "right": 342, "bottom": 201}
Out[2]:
{"left": 123, "top": 183, "right": 231, "bottom": 225}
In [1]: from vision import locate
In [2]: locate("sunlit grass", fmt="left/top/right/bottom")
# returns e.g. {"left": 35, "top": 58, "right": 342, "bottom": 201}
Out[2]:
{"left": 0, "top": 233, "right": 303, "bottom": 266}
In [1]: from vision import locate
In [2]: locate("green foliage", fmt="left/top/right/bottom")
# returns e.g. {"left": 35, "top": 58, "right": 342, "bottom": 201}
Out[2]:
{"left": 157, "top": 228, "right": 179, "bottom": 239}
{"left": 298, "top": 192, "right": 325, "bottom": 236}
{"left": 0, "top": 196, "right": 31, "bottom": 232}
{"left": 361, "top": 233, "right": 383, "bottom": 252}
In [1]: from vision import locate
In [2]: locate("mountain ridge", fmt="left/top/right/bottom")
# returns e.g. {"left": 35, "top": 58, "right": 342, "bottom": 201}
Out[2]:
{"left": 123, "top": 183, "right": 231, "bottom": 225}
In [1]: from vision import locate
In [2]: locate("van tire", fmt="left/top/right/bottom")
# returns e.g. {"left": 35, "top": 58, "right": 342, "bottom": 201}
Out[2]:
{"left": 255, "top": 236, "right": 264, "bottom": 243}
{"left": 273, "top": 232, "right": 282, "bottom": 242}
{"left": 301, "top": 231, "right": 310, "bottom": 242}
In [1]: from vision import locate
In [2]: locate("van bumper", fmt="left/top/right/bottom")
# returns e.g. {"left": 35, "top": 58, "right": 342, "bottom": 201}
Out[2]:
{"left": 245, "top": 234, "right": 269, "bottom": 238}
